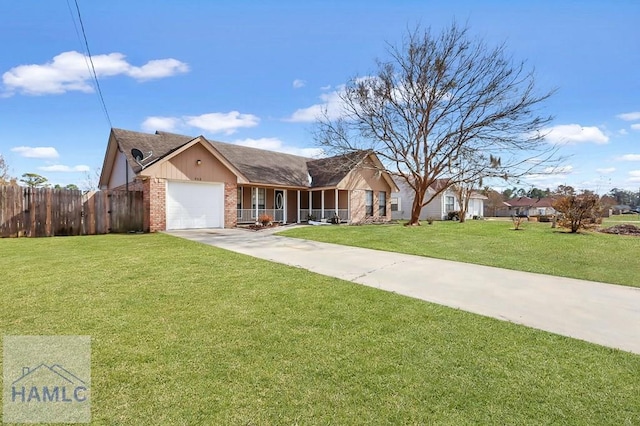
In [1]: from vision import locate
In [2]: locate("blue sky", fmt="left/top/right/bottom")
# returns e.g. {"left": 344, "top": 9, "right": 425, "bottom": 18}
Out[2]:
{"left": 1, "top": 0, "right": 639, "bottom": 192}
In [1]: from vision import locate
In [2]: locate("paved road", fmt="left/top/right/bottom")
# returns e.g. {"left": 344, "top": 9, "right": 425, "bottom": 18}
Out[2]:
{"left": 167, "top": 227, "right": 640, "bottom": 355}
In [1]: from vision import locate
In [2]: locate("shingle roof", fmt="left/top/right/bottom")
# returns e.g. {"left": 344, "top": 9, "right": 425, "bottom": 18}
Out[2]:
{"left": 504, "top": 197, "right": 556, "bottom": 208}
{"left": 209, "top": 140, "right": 311, "bottom": 187}
{"left": 112, "top": 128, "right": 193, "bottom": 174}
{"left": 306, "top": 151, "right": 371, "bottom": 187}
{"left": 111, "top": 128, "right": 370, "bottom": 188}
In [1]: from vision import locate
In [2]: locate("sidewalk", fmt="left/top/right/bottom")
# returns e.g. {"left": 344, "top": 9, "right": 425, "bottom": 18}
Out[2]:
{"left": 168, "top": 228, "right": 640, "bottom": 355}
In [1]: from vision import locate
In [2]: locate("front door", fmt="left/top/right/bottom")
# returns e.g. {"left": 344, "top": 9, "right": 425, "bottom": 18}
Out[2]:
{"left": 274, "top": 190, "right": 284, "bottom": 222}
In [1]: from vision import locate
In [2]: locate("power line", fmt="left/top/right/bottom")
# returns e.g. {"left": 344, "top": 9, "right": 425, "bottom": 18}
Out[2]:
{"left": 67, "top": 0, "right": 113, "bottom": 128}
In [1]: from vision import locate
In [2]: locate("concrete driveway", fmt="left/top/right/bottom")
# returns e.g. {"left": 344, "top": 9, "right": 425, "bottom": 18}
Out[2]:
{"left": 167, "top": 227, "right": 640, "bottom": 355}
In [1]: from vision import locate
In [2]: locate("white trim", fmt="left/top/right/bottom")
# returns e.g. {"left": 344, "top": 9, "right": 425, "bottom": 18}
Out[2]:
{"left": 297, "top": 190, "right": 301, "bottom": 223}
{"left": 282, "top": 190, "right": 287, "bottom": 224}
{"left": 321, "top": 190, "right": 325, "bottom": 219}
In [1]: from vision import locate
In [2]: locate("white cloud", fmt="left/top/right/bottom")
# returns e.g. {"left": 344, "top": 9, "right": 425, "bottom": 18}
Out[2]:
{"left": 292, "top": 79, "right": 306, "bottom": 89}
{"left": 617, "top": 111, "right": 640, "bottom": 121}
{"left": 523, "top": 164, "right": 574, "bottom": 183}
{"left": 125, "top": 58, "right": 189, "bottom": 81}
{"left": 11, "top": 146, "right": 59, "bottom": 159}
{"left": 629, "top": 170, "right": 640, "bottom": 182}
{"left": 185, "top": 112, "right": 259, "bottom": 135}
{"left": 631, "top": 124, "right": 640, "bottom": 131}
{"left": 141, "top": 116, "right": 180, "bottom": 133}
{"left": 320, "top": 84, "right": 331, "bottom": 91}
{"left": 619, "top": 129, "right": 629, "bottom": 135}
{"left": 286, "top": 88, "right": 346, "bottom": 123}
{"left": 39, "top": 164, "right": 90, "bottom": 172}
{"left": 542, "top": 124, "right": 609, "bottom": 145}
{"left": 596, "top": 167, "right": 616, "bottom": 174}
{"left": 2, "top": 51, "right": 189, "bottom": 96}
{"left": 544, "top": 165, "right": 574, "bottom": 174}
{"left": 142, "top": 111, "right": 260, "bottom": 136}
{"left": 617, "top": 154, "right": 640, "bottom": 161}
{"left": 233, "top": 137, "right": 324, "bottom": 158}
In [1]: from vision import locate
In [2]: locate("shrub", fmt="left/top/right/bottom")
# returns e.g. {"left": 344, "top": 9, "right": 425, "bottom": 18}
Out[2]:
{"left": 552, "top": 192, "right": 603, "bottom": 233}
{"left": 258, "top": 214, "right": 273, "bottom": 226}
{"left": 512, "top": 215, "right": 525, "bottom": 230}
{"left": 446, "top": 211, "right": 460, "bottom": 221}
{"left": 538, "top": 215, "right": 551, "bottom": 222}
{"left": 426, "top": 217, "right": 435, "bottom": 225}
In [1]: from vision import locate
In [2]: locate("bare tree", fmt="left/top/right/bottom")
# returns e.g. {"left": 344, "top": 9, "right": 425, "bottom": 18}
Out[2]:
{"left": 81, "top": 167, "right": 101, "bottom": 192}
{"left": 315, "top": 23, "right": 558, "bottom": 225}
{"left": 0, "top": 154, "right": 10, "bottom": 184}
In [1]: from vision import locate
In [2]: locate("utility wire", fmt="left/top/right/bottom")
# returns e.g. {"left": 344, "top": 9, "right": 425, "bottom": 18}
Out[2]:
{"left": 67, "top": 0, "right": 113, "bottom": 128}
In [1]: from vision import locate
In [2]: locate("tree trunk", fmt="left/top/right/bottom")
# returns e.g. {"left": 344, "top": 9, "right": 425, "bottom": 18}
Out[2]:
{"left": 406, "top": 184, "right": 426, "bottom": 226}
{"left": 459, "top": 198, "right": 468, "bottom": 223}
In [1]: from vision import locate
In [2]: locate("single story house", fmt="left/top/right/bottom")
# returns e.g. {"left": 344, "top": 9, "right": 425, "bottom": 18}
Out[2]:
{"left": 501, "top": 197, "right": 557, "bottom": 217}
{"left": 99, "top": 128, "right": 398, "bottom": 231}
{"left": 391, "top": 178, "right": 486, "bottom": 221}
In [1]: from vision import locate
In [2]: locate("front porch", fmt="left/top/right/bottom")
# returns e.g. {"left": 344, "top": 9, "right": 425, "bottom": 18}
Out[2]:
{"left": 236, "top": 186, "right": 350, "bottom": 224}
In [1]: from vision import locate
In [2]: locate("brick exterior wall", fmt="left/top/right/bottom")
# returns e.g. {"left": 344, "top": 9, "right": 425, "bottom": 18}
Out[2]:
{"left": 143, "top": 178, "right": 166, "bottom": 232}
{"left": 224, "top": 182, "right": 237, "bottom": 228}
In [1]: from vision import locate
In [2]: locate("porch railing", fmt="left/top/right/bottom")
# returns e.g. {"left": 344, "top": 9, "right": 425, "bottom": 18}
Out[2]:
{"left": 302, "top": 209, "right": 349, "bottom": 222}
{"left": 237, "top": 209, "right": 283, "bottom": 223}
{"left": 238, "top": 209, "right": 350, "bottom": 223}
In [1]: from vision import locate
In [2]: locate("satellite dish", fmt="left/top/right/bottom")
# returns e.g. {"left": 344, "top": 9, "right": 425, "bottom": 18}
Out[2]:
{"left": 131, "top": 148, "right": 144, "bottom": 161}
{"left": 131, "top": 148, "right": 153, "bottom": 169}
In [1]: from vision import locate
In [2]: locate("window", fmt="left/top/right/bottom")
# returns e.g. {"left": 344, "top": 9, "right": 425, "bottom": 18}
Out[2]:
{"left": 365, "top": 190, "right": 373, "bottom": 216}
{"left": 445, "top": 195, "right": 455, "bottom": 212}
{"left": 379, "top": 191, "right": 386, "bottom": 216}
{"left": 252, "top": 188, "right": 266, "bottom": 210}
{"left": 390, "top": 197, "right": 400, "bottom": 212}
{"left": 237, "top": 187, "right": 243, "bottom": 210}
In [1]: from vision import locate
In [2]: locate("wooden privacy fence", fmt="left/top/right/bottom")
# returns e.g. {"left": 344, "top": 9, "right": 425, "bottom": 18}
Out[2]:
{"left": 0, "top": 186, "right": 144, "bottom": 237}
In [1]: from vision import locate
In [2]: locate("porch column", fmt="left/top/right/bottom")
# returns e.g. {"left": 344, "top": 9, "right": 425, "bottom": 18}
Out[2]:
{"left": 297, "top": 190, "right": 301, "bottom": 223}
{"left": 321, "top": 190, "right": 325, "bottom": 220}
{"left": 308, "top": 190, "right": 312, "bottom": 220}
{"left": 254, "top": 187, "right": 258, "bottom": 220}
{"left": 283, "top": 190, "right": 287, "bottom": 224}
{"left": 347, "top": 190, "right": 351, "bottom": 223}
{"left": 335, "top": 188, "right": 339, "bottom": 216}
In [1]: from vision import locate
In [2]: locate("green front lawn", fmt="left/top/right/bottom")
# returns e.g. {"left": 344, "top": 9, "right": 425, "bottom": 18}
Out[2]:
{"left": 1, "top": 234, "right": 639, "bottom": 424}
{"left": 604, "top": 213, "right": 640, "bottom": 223}
{"left": 279, "top": 220, "right": 640, "bottom": 287}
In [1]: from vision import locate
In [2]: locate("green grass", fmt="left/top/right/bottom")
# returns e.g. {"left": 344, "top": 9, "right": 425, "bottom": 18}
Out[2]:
{"left": 279, "top": 220, "right": 640, "bottom": 287}
{"left": 1, "top": 234, "right": 639, "bottom": 424}
{"left": 604, "top": 213, "right": 640, "bottom": 223}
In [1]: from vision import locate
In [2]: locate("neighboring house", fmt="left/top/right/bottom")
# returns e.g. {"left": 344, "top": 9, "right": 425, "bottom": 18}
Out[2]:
{"left": 99, "top": 128, "right": 398, "bottom": 231}
{"left": 612, "top": 204, "right": 632, "bottom": 214}
{"left": 391, "top": 178, "right": 486, "bottom": 221}
{"left": 501, "top": 197, "right": 557, "bottom": 217}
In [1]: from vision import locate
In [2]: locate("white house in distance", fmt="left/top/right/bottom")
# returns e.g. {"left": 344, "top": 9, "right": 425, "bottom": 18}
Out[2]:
{"left": 391, "top": 178, "right": 486, "bottom": 221}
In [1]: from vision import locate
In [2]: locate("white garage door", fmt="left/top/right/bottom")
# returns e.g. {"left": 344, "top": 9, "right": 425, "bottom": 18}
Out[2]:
{"left": 166, "top": 181, "right": 224, "bottom": 230}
